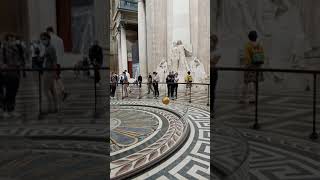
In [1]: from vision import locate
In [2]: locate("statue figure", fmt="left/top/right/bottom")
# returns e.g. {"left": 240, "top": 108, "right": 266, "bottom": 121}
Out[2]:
{"left": 190, "top": 57, "right": 207, "bottom": 84}
{"left": 156, "top": 58, "right": 168, "bottom": 83}
{"left": 169, "top": 41, "right": 179, "bottom": 72}
{"left": 176, "top": 40, "right": 192, "bottom": 74}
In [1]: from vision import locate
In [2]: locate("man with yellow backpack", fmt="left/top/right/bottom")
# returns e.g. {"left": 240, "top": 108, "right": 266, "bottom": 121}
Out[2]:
{"left": 185, "top": 71, "right": 193, "bottom": 95}
{"left": 240, "top": 30, "right": 265, "bottom": 104}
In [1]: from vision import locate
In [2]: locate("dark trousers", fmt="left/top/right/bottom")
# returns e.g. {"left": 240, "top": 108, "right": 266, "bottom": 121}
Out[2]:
{"left": 167, "top": 84, "right": 174, "bottom": 98}
{"left": 170, "top": 84, "right": 175, "bottom": 98}
{"left": 94, "top": 65, "right": 101, "bottom": 84}
{"left": 153, "top": 83, "right": 159, "bottom": 97}
{"left": 110, "top": 85, "right": 116, "bottom": 97}
{"left": 2, "top": 73, "right": 20, "bottom": 112}
{"left": 174, "top": 84, "right": 178, "bottom": 98}
{"left": 139, "top": 81, "right": 142, "bottom": 88}
{"left": 167, "top": 84, "right": 171, "bottom": 97}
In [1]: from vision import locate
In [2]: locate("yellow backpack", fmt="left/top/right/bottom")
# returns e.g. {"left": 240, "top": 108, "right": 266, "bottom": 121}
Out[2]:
{"left": 185, "top": 75, "right": 192, "bottom": 82}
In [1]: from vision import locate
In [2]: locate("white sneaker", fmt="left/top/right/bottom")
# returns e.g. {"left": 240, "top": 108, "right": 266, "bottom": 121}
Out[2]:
{"left": 3, "top": 112, "right": 10, "bottom": 118}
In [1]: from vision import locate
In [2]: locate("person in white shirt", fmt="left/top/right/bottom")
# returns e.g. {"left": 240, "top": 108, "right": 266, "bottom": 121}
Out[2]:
{"left": 124, "top": 70, "right": 130, "bottom": 79}
{"left": 46, "top": 26, "right": 69, "bottom": 101}
{"left": 46, "top": 27, "right": 64, "bottom": 66}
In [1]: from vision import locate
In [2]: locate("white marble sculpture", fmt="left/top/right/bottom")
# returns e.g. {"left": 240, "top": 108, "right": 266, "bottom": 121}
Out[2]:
{"left": 156, "top": 59, "right": 169, "bottom": 83}
{"left": 176, "top": 40, "right": 192, "bottom": 74}
{"left": 190, "top": 57, "right": 207, "bottom": 84}
{"left": 169, "top": 41, "right": 179, "bottom": 72}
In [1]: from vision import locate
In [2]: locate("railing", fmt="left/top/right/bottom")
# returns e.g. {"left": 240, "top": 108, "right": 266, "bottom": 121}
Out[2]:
{"left": 111, "top": 81, "right": 210, "bottom": 107}
{"left": 0, "top": 67, "right": 109, "bottom": 124}
{"left": 215, "top": 66, "right": 320, "bottom": 140}
{"left": 118, "top": 0, "right": 138, "bottom": 12}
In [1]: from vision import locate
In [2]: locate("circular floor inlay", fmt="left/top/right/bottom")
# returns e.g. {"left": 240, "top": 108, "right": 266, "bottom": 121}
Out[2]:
{"left": 110, "top": 108, "right": 161, "bottom": 155}
{"left": 110, "top": 101, "right": 190, "bottom": 180}
{"left": 111, "top": 118, "right": 121, "bottom": 130}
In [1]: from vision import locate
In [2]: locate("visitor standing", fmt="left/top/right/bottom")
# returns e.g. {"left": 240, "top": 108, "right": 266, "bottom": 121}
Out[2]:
{"left": 147, "top": 73, "right": 154, "bottom": 94}
{"left": 15, "top": 37, "right": 27, "bottom": 78}
{"left": 138, "top": 74, "right": 142, "bottom": 88}
{"left": 166, "top": 72, "right": 172, "bottom": 97}
{"left": 125, "top": 70, "right": 130, "bottom": 79}
{"left": 211, "top": 34, "right": 221, "bottom": 113}
{"left": 115, "top": 73, "right": 119, "bottom": 86}
{"left": 241, "top": 30, "right": 265, "bottom": 104}
{"left": 1, "top": 33, "right": 22, "bottom": 118}
{"left": 31, "top": 40, "right": 44, "bottom": 73}
{"left": 89, "top": 40, "right": 103, "bottom": 86}
{"left": 170, "top": 71, "right": 175, "bottom": 100}
{"left": 110, "top": 72, "right": 117, "bottom": 98}
{"left": 184, "top": 71, "right": 193, "bottom": 95}
{"left": 123, "top": 72, "right": 129, "bottom": 98}
{"left": 46, "top": 26, "right": 69, "bottom": 101}
{"left": 41, "top": 32, "right": 58, "bottom": 114}
{"left": 174, "top": 72, "right": 179, "bottom": 100}
{"left": 153, "top": 72, "right": 160, "bottom": 98}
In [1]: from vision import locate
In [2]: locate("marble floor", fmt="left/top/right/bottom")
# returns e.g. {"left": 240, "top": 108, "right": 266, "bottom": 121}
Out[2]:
{"left": 0, "top": 71, "right": 211, "bottom": 179}
{"left": 215, "top": 90, "right": 320, "bottom": 180}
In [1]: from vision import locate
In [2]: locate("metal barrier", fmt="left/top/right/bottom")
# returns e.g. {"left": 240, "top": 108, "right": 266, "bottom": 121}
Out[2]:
{"left": 111, "top": 82, "right": 210, "bottom": 106}
{"left": 0, "top": 67, "right": 109, "bottom": 122}
{"left": 215, "top": 67, "right": 319, "bottom": 140}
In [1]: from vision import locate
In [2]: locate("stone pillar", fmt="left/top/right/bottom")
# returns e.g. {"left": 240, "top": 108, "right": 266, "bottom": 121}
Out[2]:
{"left": 56, "top": 0, "right": 72, "bottom": 52}
{"left": 116, "top": 31, "right": 122, "bottom": 74}
{"left": 27, "top": 0, "right": 57, "bottom": 40}
{"left": 138, "top": 0, "right": 148, "bottom": 79}
{"left": 172, "top": 0, "right": 191, "bottom": 47}
{"left": 94, "top": 0, "right": 108, "bottom": 49}
{"left": 120, "top": 24, "right": 128, "bottom": 73}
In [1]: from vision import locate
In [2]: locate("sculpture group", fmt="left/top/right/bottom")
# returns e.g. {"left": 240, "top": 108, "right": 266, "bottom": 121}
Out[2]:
{"left": 156, "top": 40, "right": 208, "bottom": 85}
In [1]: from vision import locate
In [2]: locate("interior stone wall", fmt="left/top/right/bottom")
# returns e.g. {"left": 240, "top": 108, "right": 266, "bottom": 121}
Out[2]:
{"left": 146, "top": 0, "right": 210, "bottom": 75}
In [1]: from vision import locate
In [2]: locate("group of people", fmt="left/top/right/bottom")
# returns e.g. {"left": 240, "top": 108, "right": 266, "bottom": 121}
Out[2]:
{"left": 110, "top": 68, "right": 194, "bottom": 101}
{"left": 0, "top": 26, "right": 71, "bottom": 118}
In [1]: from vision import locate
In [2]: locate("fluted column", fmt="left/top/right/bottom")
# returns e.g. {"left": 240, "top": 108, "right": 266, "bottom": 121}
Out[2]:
{"left": 120, "top": 24, "right": 128, "bottom": 73}
{"left": 116, "top": 30, "right": 122, "bottom": 74}
{"left": 138, "top": 0, "right": 148, "bottom": 79}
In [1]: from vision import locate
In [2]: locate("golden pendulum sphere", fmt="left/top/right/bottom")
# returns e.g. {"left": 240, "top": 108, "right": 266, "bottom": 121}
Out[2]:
{"left": 162, "top": 96, "right": 170, "bottom": 105}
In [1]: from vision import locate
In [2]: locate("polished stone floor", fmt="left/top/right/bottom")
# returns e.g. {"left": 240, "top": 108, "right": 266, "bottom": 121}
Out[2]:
{"left": 0, "top": 71, "right": 210, "bottom": 179}
{"left": 215, "top": 90, "right": 320, "bottom": 180}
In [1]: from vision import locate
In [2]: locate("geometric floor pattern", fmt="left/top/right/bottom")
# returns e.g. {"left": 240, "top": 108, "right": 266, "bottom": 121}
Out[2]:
{"left": 215, "top": 90, "right": 320, "bottom": 180}
{"left": 131, "top": 100, "right": 210, "bottom": 180}
{"left": 0, "top": 72, "right": 108, "bottom": 180}
{"left": 110, "top": 101, "right": 190, "bottom": 179}
{"left": 0, "top": 71, "right": 210, "bottom": 179}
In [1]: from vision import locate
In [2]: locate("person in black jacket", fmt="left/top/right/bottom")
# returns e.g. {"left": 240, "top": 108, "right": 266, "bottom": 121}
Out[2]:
{"left": 138, "top": 74, "right": 142, "bottom": 88}
{"left": 89, "top": 40, "right": 103, "bottom": 86}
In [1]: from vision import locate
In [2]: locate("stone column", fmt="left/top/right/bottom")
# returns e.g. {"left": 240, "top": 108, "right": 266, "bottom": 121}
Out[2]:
{"left": 27, "top": 0, "right": 57, "bottom": 40}
{"left": 120, "top": 24, "right": 128, "bottom": 73}
{"left": 116, "top": 30, "right": 122, "bottom": 74}
{"left": 138, "top": 0, "right": 148, "bottom": 79}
